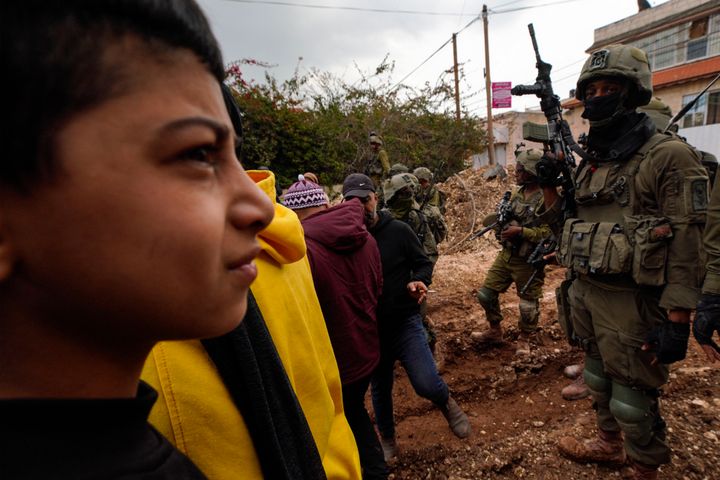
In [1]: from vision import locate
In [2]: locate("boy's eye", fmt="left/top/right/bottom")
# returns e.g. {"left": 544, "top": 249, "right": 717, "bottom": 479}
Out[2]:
{"left": 179, "top": 145, "right": 220, "bottom": 166}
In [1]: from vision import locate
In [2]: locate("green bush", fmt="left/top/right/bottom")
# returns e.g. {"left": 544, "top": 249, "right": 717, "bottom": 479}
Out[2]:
{"left": 226, "top": 58, "right": 486, "bottom": 189}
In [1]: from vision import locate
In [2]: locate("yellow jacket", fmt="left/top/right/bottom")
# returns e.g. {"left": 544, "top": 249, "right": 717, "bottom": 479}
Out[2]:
{"left": 142, "top": 170, "right": 361, "bottom": 479}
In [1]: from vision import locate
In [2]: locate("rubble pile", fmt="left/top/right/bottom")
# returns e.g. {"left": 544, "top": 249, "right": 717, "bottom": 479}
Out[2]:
{"left": 436, "top": 165, "right": 516, "bottom": 254}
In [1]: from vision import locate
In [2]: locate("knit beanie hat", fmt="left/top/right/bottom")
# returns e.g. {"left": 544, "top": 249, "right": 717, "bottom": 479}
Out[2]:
{"left": 282, "top": 174, "right": 328, "bottom": 210}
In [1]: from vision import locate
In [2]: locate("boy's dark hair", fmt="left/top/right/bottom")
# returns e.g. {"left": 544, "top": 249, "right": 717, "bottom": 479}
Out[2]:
{"left": 1, "top": 0, "right": 225, "bottom": 188}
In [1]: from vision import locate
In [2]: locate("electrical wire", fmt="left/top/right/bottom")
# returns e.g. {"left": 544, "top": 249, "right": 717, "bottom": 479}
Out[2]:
{"left": 226, "top": 0, "right": 478, "bottom": 16}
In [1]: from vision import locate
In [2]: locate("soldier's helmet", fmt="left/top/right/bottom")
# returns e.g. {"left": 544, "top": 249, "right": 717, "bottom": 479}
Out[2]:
{"left": 515, "top": 148, "right": 543, "bottom": 177}
{"left": 384, "top": 173, "right": 418, "bottom": 201}
{"left": 413, "top": 167, "right": 433, "bottom": 182}
{"left": 638, "top": 97, "right": 674, "bottom": 132}
{"left": 575, "top": 44, "right": 653, "bottom": 108}
{"left": 389, "top": 163, "right": 409, "bottom": 176}
{"left": 369, "top": 132, "right": 383, "bottom": 145}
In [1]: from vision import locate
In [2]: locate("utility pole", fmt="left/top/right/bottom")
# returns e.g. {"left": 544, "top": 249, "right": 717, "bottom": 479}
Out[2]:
{"left": 452, "top": 33, "right": 461, "bottom": 122}
{"left": 482, "top": 4, "right": 495, "bottom": 165}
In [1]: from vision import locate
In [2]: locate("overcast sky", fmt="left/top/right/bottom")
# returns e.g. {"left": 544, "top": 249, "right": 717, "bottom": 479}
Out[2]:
{"left": 197, "top": 0, "right": 670, "bottom": 116}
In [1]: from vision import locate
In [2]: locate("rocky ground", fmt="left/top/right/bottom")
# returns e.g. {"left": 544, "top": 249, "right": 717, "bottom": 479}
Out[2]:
{"left": 382, "top": 167, "right": 720, "bottom": 480}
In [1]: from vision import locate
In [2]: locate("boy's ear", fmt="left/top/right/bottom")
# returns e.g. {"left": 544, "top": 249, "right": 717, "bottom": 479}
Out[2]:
{"left": 0, "top": 213, "right": 16, "bottom": 282}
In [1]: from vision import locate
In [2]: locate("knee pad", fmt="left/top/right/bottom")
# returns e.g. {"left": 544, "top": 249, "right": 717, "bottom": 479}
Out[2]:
{"left": 609, "top": 382, "right": 653, "bottom": 443}
{"left": 609, "top": 383, "right": 651, "bottom": 424}
{"left": 583, "top": 356, "right": 611, "bottom": 396}
{"left": 476, "top": 287, "right": 499, "bottom": 309}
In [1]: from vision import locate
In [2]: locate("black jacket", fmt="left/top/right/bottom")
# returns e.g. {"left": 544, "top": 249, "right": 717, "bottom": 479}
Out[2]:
{"left": 370, "top": 210, "right": 433, "bottom": 322}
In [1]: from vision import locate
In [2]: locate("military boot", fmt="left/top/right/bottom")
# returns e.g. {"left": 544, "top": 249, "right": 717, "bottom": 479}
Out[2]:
{"left": 561, "top": 376, "right": 591, "bottom": 401}
{"left": 558, "top": 429, "right": 626, "bottom": 465}
{"left": 515, "top": 331, "right": 532, "bottom": 356}
{"left": 621, "top": 460, "right": 659, "bottom": 480}
{"left": 439, "top": 396, "right": 471, "bottom": 439}
{"left": 470, "top": 324, "right": 503, "bottom": 349}
{"left": 379, "top": 435, "right": 397, "bottom": 462}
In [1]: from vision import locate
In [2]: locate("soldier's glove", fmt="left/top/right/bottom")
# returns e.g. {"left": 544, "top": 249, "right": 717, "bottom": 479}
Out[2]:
{"left": 694, "top": 294, "right": 720, "bottom": 353}
{"left": 645, "top": 321, "right": 690, "bottom": 364}
{"left": 536, "top": 156, "right": 560, "bottom": 187}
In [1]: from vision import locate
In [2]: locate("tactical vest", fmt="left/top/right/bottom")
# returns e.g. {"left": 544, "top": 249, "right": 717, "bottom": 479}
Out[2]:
{"left": 365, "top": 151, "right": 385, "bottom": 177}
{"left": 507, "top": 187, "right": 544, "bottom": 257}
{"left": 558, "top": 133, "right": 676, "bottom": 286}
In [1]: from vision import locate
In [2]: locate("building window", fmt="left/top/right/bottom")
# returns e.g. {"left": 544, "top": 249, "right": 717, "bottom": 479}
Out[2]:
{"left": 681, "top": 90, "right": 720, "bottom": 128}
{"left": 634, "top": 24, "right": 685, "bottom": 71}
{"left": 687, "top": 18, "right": 709, "bottom": 61}
{"left": 710, "top": 13, "right": 720, "bottom": 56}
{"left": 632, "top": 14, "right": 720, "bottom": 71}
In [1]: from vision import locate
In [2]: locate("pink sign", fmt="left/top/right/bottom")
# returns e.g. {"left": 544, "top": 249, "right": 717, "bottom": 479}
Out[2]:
{"left": 492, "top": 82, "right": 512, "bottom": 108}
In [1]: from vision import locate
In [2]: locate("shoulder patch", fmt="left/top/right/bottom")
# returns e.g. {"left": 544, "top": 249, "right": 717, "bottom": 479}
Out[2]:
{"left": 691, "top": 178, "right": 708, "bottom": 212}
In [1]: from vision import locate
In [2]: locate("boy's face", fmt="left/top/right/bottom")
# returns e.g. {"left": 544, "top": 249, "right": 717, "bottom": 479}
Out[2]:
{"left": 0, "top": 49, "right": 274, "bottom": 343}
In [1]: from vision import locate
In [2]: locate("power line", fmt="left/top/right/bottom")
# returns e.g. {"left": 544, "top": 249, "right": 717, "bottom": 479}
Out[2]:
{"left": 489, "top": 0, "right": 588, "bottom": 15}
{"left": 389, "top": 15, "right": 482, "bottom": 92}
{"left": 226, "top": 0, "right": 479, "bottom": 16}
{"left": 228, "top": 0, "right": 590, "bottom": 17}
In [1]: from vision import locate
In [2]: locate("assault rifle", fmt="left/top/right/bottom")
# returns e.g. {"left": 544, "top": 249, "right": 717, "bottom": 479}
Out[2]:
{"left": 469, "top": 191, "right": 513, "bottom": 241}
{"left": 511, "top": 23, "right": 587, "bottom": 221}
{"left": 519, "top": 235, "right": 557, "bottom": 296}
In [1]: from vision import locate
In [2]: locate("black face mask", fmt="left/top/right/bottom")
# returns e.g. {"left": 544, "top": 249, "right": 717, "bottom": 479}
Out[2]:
{"left": 582, "top": 91, "right": 623, "bottom": 121}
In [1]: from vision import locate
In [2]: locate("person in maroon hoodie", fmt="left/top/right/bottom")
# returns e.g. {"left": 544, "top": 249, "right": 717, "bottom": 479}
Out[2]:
{"left": 283, "top": 175, "right": 387, "bottom": 479}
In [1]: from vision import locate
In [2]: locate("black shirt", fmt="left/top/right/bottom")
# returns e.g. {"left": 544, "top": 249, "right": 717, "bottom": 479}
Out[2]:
{"left": 370, "top": 210, "right": 434, "bottom": 322}
{"left": 1, "top": 381, "right": 207, "bottom": 480}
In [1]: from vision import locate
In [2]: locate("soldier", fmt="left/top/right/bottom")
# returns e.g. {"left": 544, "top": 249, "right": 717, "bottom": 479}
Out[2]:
{"left": 414, "top": 167, "right": 448, "bottom": 245}
{"left": 413, "top": 167, "right": 440, "bottom": 209}
{"left": 383, "top": 173, "right": 438, "bottom": 264}
{"left": 389, "top": 163, "right": 409, "bottom": 176}
{"left": 556, "top": 45, "right": 708, "bottom": 480}
{"left": 472, "top": 149, "right": 555, "bottom": 356}
{"left": 695, "top": 173, "right": 720, "bottom": 363}
{"left": 365, "top": 132, "right": 391, "bottom": 206}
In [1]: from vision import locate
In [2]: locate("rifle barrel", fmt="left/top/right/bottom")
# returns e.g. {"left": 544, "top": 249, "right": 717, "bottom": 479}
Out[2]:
{"left": 528, "top": 24, "right": 540, "bottom": 61}
{"left": 665, "top": 73, "right": 720, "bottom": 132}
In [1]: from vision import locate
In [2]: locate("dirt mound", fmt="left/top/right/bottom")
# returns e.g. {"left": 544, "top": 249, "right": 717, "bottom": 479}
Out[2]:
{"left": 436, "top": 165, "right": 516, "bottom": 255}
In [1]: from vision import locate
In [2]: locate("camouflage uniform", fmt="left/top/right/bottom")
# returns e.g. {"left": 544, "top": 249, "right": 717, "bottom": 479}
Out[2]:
{"left": 383, "top": 173, "right": 438, "bottom": 264}
{"left": 414, "top": 167, "right": 447, "bottom": 245}
{"left": 558, "top": 45, "right": 708, "bottom": 469}
{"left": 478, "top": 186, "right": 553, "bottom": 333}
{"left": 704, "top": 175, "right": 720, "bottom": 295}
{"left": 416, "top": 184, "right": 441, "bottom": 210}
{"left": 365, "top": 133, "right": 391, "bottom": 207}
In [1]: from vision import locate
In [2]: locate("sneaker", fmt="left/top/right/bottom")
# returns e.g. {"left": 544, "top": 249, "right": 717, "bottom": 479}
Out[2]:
{"left": 470, "top": 324, "right": 503, "bottom": 349}
{"left": 558, "top": 429, "right": 627, "bottom": 465}
{"left": 439, "top": 396, "right": 471, "bottom": 439}
{"left": 563, "top": 363, "right": 584, "bottom": 379}
{"left": 561, "top": 376, "right": 591, "bottom": 401}
{"left": 379, "top": 435, "right": 397, "bottom": 462}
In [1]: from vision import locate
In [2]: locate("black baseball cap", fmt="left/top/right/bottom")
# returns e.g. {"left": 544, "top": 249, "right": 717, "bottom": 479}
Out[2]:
{"left": 342, "top": 173, "right": 375, "bottom": 198}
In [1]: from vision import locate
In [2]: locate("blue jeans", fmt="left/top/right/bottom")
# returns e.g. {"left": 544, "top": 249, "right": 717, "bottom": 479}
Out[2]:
{"left": 371, "top": 313, "right": 449, "bottom": 439}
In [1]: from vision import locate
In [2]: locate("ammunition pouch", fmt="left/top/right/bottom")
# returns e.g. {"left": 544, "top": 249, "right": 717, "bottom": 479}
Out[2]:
{"left": 624, "top": 215, "right": 672, "bottom": 287}
{"left": 558, "top": 218, "right": 632, "bottom": 275}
